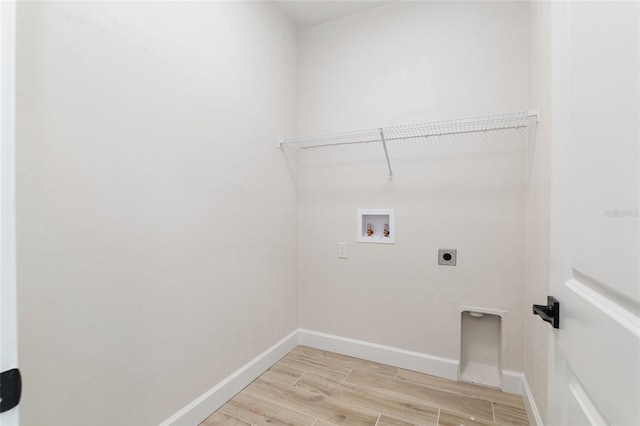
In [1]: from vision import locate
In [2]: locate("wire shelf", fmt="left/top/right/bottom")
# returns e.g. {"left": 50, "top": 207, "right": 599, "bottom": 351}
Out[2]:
{"left": 278, "top": 108, "right": 539, "bottom": 179}
{"left": 279, "top": 109, "right": 538, "bottom": 150}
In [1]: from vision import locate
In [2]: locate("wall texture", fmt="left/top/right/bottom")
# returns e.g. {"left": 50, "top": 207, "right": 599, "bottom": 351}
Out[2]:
{"left": 524, "top": 1, "right": 552, "bottom": 420}
{"left": 16, "top": 2, "right": 298, "bottom": 425}
{"left": 297, "top": 1, "right": 529, "bottom": 372}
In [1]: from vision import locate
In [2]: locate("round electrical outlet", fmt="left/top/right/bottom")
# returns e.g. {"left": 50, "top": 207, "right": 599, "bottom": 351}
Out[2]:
{"left": 438, "top": 249, "right": 457, "bottom": 266}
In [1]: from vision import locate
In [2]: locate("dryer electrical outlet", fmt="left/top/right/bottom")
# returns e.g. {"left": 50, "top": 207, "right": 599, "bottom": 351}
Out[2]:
{"left": 438, "top": 249, "right": 457, "bottom": 266}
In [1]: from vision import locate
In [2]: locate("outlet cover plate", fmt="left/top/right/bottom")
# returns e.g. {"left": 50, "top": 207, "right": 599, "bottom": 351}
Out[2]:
{"left": 338, "top": 242, "right": 348, "bottom": 259}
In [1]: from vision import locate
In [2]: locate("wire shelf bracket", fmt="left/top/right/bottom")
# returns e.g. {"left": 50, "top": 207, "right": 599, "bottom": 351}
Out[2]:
{"left": 279, "top": 108, "right": 539, "bottom": 179}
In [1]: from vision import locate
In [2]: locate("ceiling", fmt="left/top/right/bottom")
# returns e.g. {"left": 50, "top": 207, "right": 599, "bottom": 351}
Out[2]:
{"left": 275, "top": 1, "right": 394, "bottom": 30}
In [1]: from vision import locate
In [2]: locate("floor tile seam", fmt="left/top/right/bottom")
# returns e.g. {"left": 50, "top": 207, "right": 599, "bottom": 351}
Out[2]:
{"left": 404, "top": 390, "right": 495, "bottom": 424}
{"left": 340, "top": 380, "right": 445, "bottom": 420}
{"left": 224, "top": 390, "right": 320, "bottom": 426}
{"left": 259, "top": 374, "right": 382, "bottom": 422}
{"left": 378, "top": 410, "right": 438, "bottom": 426}
{"left": 341, "top": 377, "right": 494, "bottom": 421}
{"left": 343, "top": 376, "right": 436, "bottom": 408}
{"left": 439, "top": 406, "right": 505, "bottom": 425}
{"left": 283, "top": 364, "right": 351, "bottom": 380}
{"left": 342, "top": 368, "right": 353, "bottom": 384}
{"left": 374, "top": 413, "right": 382, "bottom": 426}
{"left": 388, "top": 375, "right": 503, "bottom": 411}
{"left": 284, "top": 354, "right": 352, "bottom": 375}
{"left": 396, "top": 374, "right": 525, "bottom": 409}
{"left": 297, "top": 349, "right": 398, "bottom": 377}
{"left": 292, "top": 370, "right": 308, "bottom": 387}
{"left": 216, "top": 409, "right": 252, "bottom": 426}
{"left": 220, "top": 399, "right": 266, "bottom": 425}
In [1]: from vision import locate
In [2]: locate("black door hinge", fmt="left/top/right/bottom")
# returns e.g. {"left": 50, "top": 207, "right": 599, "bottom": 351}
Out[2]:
{"left": 0, "top": 368, "right": 21, "bottom": 413}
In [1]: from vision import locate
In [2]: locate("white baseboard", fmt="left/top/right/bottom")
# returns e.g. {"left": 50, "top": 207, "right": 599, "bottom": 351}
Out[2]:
{"left": 159, "top": 328, "right": 543, "bottom": 426}
{"left": 502, "top": 370, "right": 524, "bottom": 395}
{"left": 159, "top": 329, "right": 298, "bottom": 426}
{"left": 297, "top": 328, "right": 459, "bottom": 381}
{"left": 521, "top": 373, "right": 544, "bottom": 426}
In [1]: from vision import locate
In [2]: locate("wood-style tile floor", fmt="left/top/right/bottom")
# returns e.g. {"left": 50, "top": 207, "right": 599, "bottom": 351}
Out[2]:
{"left": 200, "top": 346, "right": 530, "bottom": 426}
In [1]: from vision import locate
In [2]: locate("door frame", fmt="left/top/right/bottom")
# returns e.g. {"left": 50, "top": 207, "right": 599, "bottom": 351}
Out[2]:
{"left": 0, "top": 0, "right": 19, "bottom": 423}
{"left": 548, "top": 2, "right": 572, "bottom": 422}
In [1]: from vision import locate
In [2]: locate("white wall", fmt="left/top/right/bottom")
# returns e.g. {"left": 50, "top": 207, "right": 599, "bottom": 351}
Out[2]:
{"left": 524, "top": 1, "right": 552, "bottom": 421}
{"left": 15, "top": 2, "right": 298, "bottom": 425}
{"left": 297, "top": 1, "right": 529, "bottom": 372}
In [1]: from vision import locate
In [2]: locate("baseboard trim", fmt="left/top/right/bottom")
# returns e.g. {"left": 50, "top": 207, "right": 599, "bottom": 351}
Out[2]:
{"left": 159, "top": 329, "right": 298, "bottom": 426}
{"left": 502, "top": 370, "right": 524, "bottom": 395}
{"left": 160, "top": 328, "right": 543, "bottom": 426}
{"left": 521, "top": 372, "right": 544, "bottom": 426}
{"left": 297, "top": 328, "right": 459, "bottom": 381}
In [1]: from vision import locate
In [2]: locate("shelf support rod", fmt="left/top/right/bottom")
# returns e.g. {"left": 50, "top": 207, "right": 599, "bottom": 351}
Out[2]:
{"left": 379, "top": 128, "right": 393, "bottom": 179}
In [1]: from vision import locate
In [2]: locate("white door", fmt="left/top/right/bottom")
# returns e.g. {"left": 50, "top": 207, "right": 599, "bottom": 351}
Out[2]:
{"left": 548, "top": 2, "right": 639, "bottom": 425}
{"left": 0, "top": 1, "right": 19, "bottom": 424}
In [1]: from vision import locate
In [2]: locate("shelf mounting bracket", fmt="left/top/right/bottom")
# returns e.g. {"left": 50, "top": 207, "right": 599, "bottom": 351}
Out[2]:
{"left": 379, "top": 128, "right": 393, "bottom": 180}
